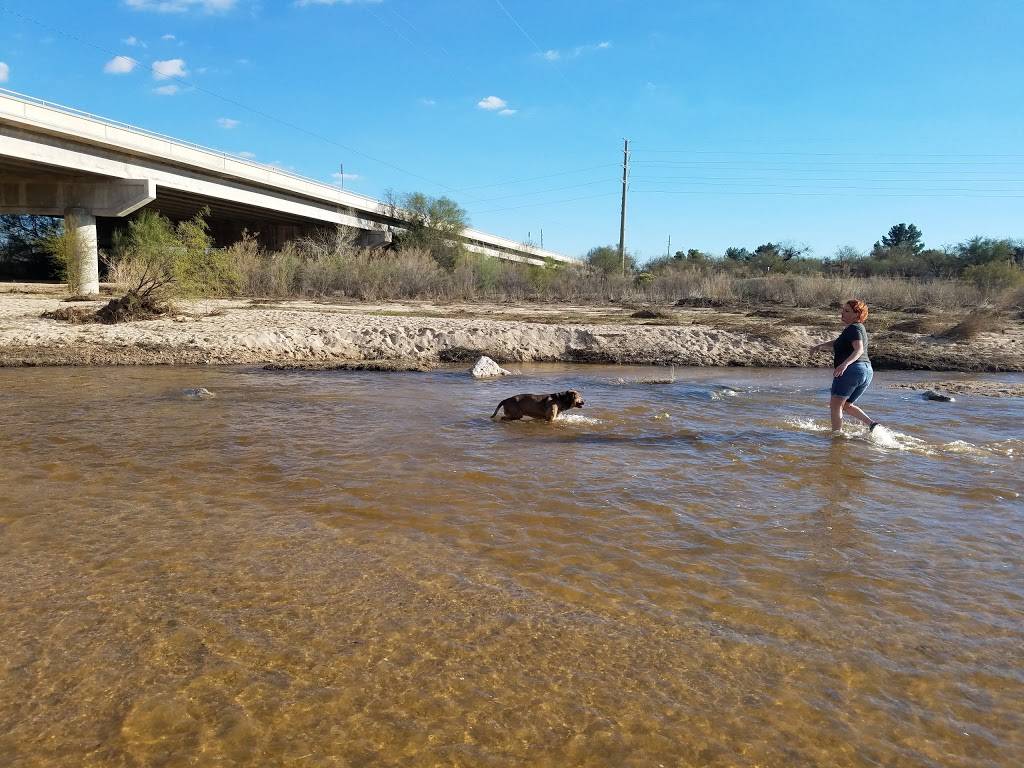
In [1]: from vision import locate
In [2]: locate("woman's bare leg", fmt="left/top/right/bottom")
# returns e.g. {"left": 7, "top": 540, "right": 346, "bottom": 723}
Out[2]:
{"left": 830, "top": 395, "right": 847, "bottom": 433}
{"left": 844, "top": 402, "right": 874, "bottom": 426}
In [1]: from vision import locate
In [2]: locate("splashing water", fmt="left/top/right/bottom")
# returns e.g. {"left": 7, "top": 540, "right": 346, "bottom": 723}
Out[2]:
{"left": 557, "top": 413, "right": 603, "bottom": 425}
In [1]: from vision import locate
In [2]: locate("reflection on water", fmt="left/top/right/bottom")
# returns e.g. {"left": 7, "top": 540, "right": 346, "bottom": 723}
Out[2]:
{"left": 0, "top": 365, "right": 1021, "bottom": 767}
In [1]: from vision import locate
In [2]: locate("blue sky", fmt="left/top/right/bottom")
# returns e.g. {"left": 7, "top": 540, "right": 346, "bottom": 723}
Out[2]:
{"left": 1, "top": 0, "right": 1022, "bottom": 262}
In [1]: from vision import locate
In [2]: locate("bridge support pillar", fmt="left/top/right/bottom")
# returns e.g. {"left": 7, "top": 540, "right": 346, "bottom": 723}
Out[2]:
{"left": 64, "top": 207, "right": 99, "bottom": 295}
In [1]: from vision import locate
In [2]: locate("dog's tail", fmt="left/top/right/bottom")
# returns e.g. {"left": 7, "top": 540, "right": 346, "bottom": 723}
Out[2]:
{"left": 490, "top": 402, "right": 503, "bottom": 419}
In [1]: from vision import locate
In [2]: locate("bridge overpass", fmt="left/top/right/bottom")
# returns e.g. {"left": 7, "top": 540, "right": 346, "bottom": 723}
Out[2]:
{"left": 0, "top": 89, "right": 576, "bottom": 293}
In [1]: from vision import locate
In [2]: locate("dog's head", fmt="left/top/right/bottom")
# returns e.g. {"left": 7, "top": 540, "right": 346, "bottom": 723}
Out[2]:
{"left": 556, "top": 390, "right": 584, "bottom": 409}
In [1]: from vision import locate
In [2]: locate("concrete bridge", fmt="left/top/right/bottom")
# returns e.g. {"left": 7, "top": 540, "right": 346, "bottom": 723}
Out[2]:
{"left": 0, "top": 88, "right": 575, "bottom": 293}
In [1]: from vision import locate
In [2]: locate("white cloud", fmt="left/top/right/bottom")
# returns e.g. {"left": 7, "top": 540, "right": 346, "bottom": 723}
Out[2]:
{"left": 161, "top": 33, "right": 176, "bottom": 40}
{"left": 418, "top": 98, "right": 436, "bottom": 107}
{"left": 236, "top": 151, "right": 256, "bottom": 159}
{"left": 539, "top": 41, "right": 612, "bottom": 62}
{"left": 477, "top": 95, "right": 508, "bottom": 111}
{"left": 330, "top": 171, "right": 361, "bottom": 184}
{"left": 296, "top": 0, "right": 382, "bottom": 6}
{"left": 125, "top": 0, "right": 236, "bottom": 12}
{"left": 498, "top": 109, "right": 517, "bottom": 117}
{"left": 153, "top": 84, "right": 180, "bottom": 95}
{"left": 104, "top": 56, "right": 138, "bottom": 74}
{"left": 217, "top": 117, "right": 240, "bottom": 129}
{"left": 0, "top": 62, "right": 9, "bottom": 83}
{"left": 123, "top": 36, "right": 146, "bottom": 47}
{"left": 152, "top": 58, "right": 187, "bottom": 80}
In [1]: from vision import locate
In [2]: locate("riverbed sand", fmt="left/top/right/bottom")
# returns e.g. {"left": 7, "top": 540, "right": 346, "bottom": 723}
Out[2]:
{"left": 1, "top": 285, "right": 1021, "bottom": 371}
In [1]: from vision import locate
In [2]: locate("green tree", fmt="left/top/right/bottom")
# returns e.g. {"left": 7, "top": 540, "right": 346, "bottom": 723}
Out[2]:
{"left": 100, "top": 208, "right": 238, "bottom": 321}
{"left": 961, "top": 260, "right": 1024, "bottom": 291}
{"left": 954, "top": 237, "right": 1021, "bottom": 269}
{"left": 585, "top": 244, "right": 637, "bottom": 275}
{"left": 672, "top": 248, "right": 710, "bottom": 263}
{"left": 724, "top": 246, "right": 752, "bottom": 262}
{"left": 386, "top": 191, "right": 469, "bottom": 270}
{"left": 874, "top": 223, "right": 924, "bottom": 255}
{"left": 42, "top": 225, "right": 82, "bottom": 293}
{"left": 0, "top": 214, "right": 62, "bottom": 280}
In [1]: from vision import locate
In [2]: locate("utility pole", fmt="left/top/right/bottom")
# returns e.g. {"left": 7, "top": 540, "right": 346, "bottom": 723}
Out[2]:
{"left": 618, "top": 138, "right": 629, "bottom": 275}
{"left": 667, "top": 235, "right": 671, "bottom": 259}
{"left": 540, "top": 228, "right": 544, "bottom": 249}
{"left": 338, "top": 163, "right": 344, "bottom": 190}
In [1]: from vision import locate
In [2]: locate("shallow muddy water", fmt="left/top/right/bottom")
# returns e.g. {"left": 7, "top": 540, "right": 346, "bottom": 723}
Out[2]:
{"left": 1, "top": 364, "right": 1021, "bottom": 767}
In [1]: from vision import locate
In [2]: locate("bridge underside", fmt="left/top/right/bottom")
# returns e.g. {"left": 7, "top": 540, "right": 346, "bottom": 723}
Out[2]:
{"left": 2, "top": 105, "right": 566, "bottom": 292}
{"left": 0, "top": 158, "right": 389, "bottom": 290}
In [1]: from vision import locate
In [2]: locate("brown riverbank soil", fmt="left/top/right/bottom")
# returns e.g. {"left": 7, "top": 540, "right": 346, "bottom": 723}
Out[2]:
{"left": 889, "top": 381, "right": 1024, "bottom": 397}
{"left": 2, "top": 284, "right": 1022, "bottom": 371}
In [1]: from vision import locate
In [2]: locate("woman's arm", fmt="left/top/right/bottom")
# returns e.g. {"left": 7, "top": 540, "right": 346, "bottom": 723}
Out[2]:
{"left": 834, "top": 339, "right": 864, "bottom": 377}
{"left": 809, "top": 338, "right": 836, "bottom": 352}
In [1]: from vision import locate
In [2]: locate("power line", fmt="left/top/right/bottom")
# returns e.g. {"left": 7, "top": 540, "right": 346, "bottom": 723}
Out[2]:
{"left": 631, "top": 175, "right": 1024, "bottom": 184}
{"left": 632, "top": 158, "right": 1024, "bottom": 167}
{"left": 468, "top": 178, "right": 616, "bottom": 204}
{"left": 631, "top": 188, "right": 1024, "bottom": 199}
{"left": 455, "top": 163, "right": 618, "bottom": 192}
{"left": 632, "top": 147, "right": 1024, "bottom": 158}
{"left": 629, "top": 180, "right": 1024, "bottom": 193}
{"left": 493, "top": 0, "right": 547, "bottom": 56}
{"left": 468, "top": 192, "right": 620, "bottom": 215}
{"left": 492, "top": 0, "right": 578, "bottom": 94}
{"left": 0, "top": 4, "right": 461, "bottom": 193}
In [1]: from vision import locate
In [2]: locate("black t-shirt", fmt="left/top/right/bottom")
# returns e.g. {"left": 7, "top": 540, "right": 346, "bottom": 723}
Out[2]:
{"left": 833, "top": 322, "right": 869, "bottom": 367}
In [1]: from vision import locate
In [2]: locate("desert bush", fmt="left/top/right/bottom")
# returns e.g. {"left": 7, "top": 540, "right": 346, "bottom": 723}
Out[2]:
{"left": 223, "top": 232, "right": 269, "bottom": 296}
{"left": 888, "top": 317, "right": 948, "bottom": 334}
{"left": 99, "top": 209, "right": 240, "bottom": 322}
{"left": 107, "top": 209, "right": 237, "bottom": 301}
{"left": 938, "top": 310, "right": 1006, "bottom": 341}
{"left": 40, "top": 306, "right": 93, "bottom": 323}
{"left": 42, "top": 224, "right": 81, "bottom": 294}
{"left": 961, "top": 261, "right": 1024, "bottom": 294}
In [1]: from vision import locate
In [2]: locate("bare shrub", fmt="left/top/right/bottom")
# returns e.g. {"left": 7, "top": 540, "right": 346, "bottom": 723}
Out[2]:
{"left": 889, "top": 317, "right": 947, "bottom": 334}
{"left": 205, "top": 227, "right": 1017, "bottom": 313}
{"left": 42, "top": 225, "right": 82, "bottom": 294}
{"left": 631, "top": 308, "right": 672, "bottom": 319}
{"left": 41, "top": 306, "right": 93, "bottom": 323}
{"left": 224, "top": 232, "right": 270, "bottom": 297}
{"left": 938, "top": 310, "right": 1006, "bottom": 341}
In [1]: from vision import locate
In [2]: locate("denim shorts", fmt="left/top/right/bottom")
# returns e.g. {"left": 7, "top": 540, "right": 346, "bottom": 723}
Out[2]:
{"left": 831, "top": 361, "right": 873, "bottom": 403}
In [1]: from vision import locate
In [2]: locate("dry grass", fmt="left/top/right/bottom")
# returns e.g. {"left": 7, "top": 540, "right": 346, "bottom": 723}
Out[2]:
{"left": 889, "top": 317, "right": 948, "bottom": 334}
{"left": 118, "top": 229, "right": 1014, "bottom": 313}
{"left": 40, "top": 306, "right": 94, "bottom": 323}
{"left": 937, "top": 310, "right": 1007, "bottom": 341}
{"left": 630, "top": 308, "right": 673, "bottom": 319}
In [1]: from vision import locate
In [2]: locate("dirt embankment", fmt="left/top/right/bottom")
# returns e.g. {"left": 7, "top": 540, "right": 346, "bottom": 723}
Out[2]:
{"left": 1, "top": 285, "right": 1022, "bottom": 372}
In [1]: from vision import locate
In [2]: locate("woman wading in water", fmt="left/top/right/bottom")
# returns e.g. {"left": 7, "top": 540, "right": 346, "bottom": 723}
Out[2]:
{"left": 810, "top": 299, "right": 882, "bottom": 436}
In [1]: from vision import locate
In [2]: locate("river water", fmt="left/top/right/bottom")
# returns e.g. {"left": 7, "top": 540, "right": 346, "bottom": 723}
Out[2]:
{"left": 0, "top": 364, "right": 1021, "bottom": 767}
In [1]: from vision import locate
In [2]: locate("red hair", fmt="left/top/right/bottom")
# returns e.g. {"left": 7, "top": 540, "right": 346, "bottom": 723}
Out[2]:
{"left": 845, "top": 299, "right": 868, "bottom": 322}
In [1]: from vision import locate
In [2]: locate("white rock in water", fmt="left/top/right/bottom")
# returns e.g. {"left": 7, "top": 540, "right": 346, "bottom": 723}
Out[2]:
{"left": 183, "top": 387, "right": 216, "bottom": 399}
{"left": 471, "top": 356, "right": 511, "bottom": 378}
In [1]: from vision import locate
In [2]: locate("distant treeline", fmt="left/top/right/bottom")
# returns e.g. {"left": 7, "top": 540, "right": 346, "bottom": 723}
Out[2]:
{"left": 625, "top": 223, "right": 1024, "bottom": 292}
{"left": 2, "top": 210, "right": 1023, "bottom": 310}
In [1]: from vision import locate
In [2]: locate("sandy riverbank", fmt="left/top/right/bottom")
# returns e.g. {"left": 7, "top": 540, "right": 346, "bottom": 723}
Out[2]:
{"left": 1, "top": 284, "right": 1022, "bottom": 371}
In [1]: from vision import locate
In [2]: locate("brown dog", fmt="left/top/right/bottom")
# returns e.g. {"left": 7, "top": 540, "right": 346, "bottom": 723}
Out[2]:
{"left": 491, "top": 390, "right": 585, "bottom": 422}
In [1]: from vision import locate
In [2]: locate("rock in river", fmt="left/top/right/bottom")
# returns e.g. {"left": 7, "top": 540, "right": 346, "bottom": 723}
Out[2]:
{"left": 471, "top": 356, "right": 512, "bottom": 378}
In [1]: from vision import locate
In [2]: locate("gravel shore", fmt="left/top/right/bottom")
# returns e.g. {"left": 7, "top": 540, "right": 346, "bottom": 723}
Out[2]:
{"left": 2, "top": 286, "right": 1022, "bottom": 372}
